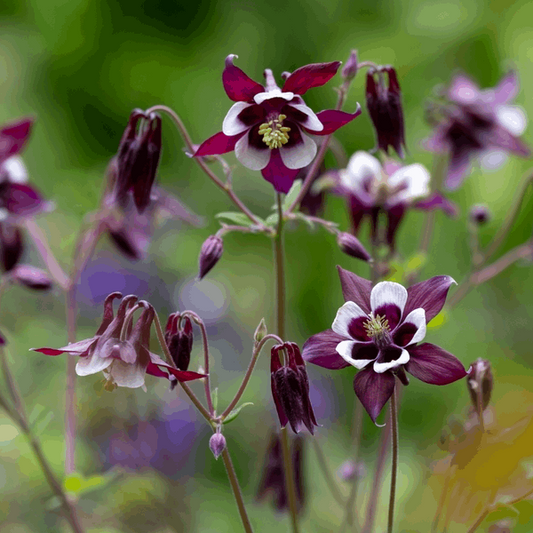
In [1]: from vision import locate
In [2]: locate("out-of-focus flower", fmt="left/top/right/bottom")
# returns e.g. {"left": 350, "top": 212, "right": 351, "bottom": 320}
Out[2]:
{"left": 198, "top": 234, "right": 223, "bottom": 280}
{"left": 271, "top": 342, "right": 318, "bottom": 434}
{"left": 114, "top": 109, "right": 162, "bottom": 213}
{"left": 366, "top": 67, "right": 405, "bottom": 157}
{"left": 338, "top": 460, "right": 366, "bottom": 482}
{"left": 336, "top": 151, "right": 456, "bottom": 250}
{"left": 467, "top": 358, "right": 493, "bottom": 413}
{"left": 257, "top": 433, "right": 305, "bottom": 513}
{"left": 195, "top": 55, "right": 361, "bottom": 193}
{"left": 208, "top": 432, "right": 226, "bottom": 460}
{"left": 303, "top": 266, "right": 467, "bottom": 423}
{"left": 32, "top": 292, "right": 206, "bottom": 389}
{"left": 424, "top": 72, "right": 530, "bottom": 190}
{"left": 8, "top": 264, "right": 52, "bottom": 291}
{"left": 165, "top": 313, "right": 193, "bottom": 371}
{"left": 469, "top": 204, "right": 491, "bottom": 225}
{"left": 0, "top": 222, "right": 23, "bottom": 271}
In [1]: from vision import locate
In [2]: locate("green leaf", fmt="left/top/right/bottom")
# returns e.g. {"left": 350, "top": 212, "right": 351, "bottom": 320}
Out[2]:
{"left": 282, "top": 180, "right": 302, "bottom": 211}
{"left": 63, "top": 472, "right": 109, "bottom": 495}
{"left": 223, "top": 402, "right": 254, "bottom": 425}
{"left": 212, "top": 387, "right": 218, "bottom": 413}
{"left": 215, "top": 212, "right": 255, "bottom": 227}
{"left": 265, "top": 213, "right": 279, "bottom": 227}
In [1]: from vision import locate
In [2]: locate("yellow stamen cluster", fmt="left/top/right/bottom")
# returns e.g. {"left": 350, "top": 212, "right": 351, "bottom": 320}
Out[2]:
{"left": 258, "top": 114, "right": 291, "bottom": 149}
{"left": 364, "top": 313, "right": 390, "bottom": 339}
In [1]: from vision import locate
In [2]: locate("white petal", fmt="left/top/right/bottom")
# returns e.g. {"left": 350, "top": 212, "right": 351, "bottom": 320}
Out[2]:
{"left": 371, "top": 282, "right": 408, "bottom": 315}
{"left": 287, "top": 103, "right": 324, "bottom": 132}
{"left": 254, "top": 89, "right": 294, "bottom": 104}
{"left": 341, "top": 151, "right": 382, "bottom": 196}
{"left": 373, "top": 348, "right": 410, "bottom": 373}
{"left": 387, "top": 163, "right": 430, "bottom": 205}
{"left": 109, "top": 360, "right": 146, "bottom": 389}
{"left": 2, "top": 156, "right": 28, "bottom": 183}
{"left": 336, "top": 340, "right": 375, "bottom": 369}
{"left": 332, "top": 301, "right": 367, "bottom": 338}
{"left": 496, "top": 105, "right": 527, "bottom": 136}
{"left": 76, "top": 354, "right": 112, "bottom": 376}
{"left": 222, "top": 102, "right": 254, "bottom": 136}
{"left": 279, "top": 131, "right": 317, "bottom": 169}
{"left": 235, "top": 133, "right": 270, "bottom": 170}
{"left": 401, "top": 308, "right": 427, "bottom": 346}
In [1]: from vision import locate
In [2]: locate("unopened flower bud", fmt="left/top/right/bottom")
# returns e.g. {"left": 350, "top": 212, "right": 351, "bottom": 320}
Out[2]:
{"left": 10, "top": 265, "right": 52, "bottom": 290}
{"left": 338, "top": 460, "right": 366, "bottom": 481}
{"left": 337, "top": 232, "right": 371, "bottom": 262}
{"left": 0, "top": 222, "right": 23, "bottom": 271}
{"left": 470, "top": 204, "right": 491, "bottom": 225}
{"left": 341, "top": 50, "right": 358, "bottom": 81}
{"left": 467, "top": 358, "right": 493, "bottom": 412}
{"left": 254, "top": 318, "right": 268, "bottom": 342}
{"left": 165, "top": 314, "right": 193, "bottom": 371}
{"left": 198, "top": 235, "right": 223, "bottom": 280}
{"left": 209, "top": 432, "right": 226, "bottom": 460}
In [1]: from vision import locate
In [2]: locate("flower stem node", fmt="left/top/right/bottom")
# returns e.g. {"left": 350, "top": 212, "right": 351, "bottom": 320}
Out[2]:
{"left": 198, "top": 235, "right": 224, "bottom": 280}
{"left": 209, "top": 432, "right": 226, "bottom": 460}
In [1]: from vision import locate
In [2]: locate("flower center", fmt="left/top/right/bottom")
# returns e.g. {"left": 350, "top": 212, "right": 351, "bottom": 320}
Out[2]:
{"left": 258, "top": 114, "right": 291, "bottom": 149}
{"left": 364, "top": 313, "right": 392, "bottom": 349}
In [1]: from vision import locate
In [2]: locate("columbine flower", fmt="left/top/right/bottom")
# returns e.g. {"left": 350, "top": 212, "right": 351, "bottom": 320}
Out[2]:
{"left": 302, "top": 267, "right": 467, "bottom": 423}
{"left": 424, "top": 72, "right": 530, "bottom": 190}
{"left": 194, "top": 55, "right": 361, "bottom": 193}
{"left": 271, "top": 342, "right": 318, "bottom": 434}
{"left": 165, "top": 313, "right": 193, "bottom": 371}
{"left": 32, "top": 292, "right": 206, "bottom": 389}
{"left": 337, "top": 151, "right": 456, "bottom": 250}
{"left": 366, "top": 66, "right": 406, "bottom": 157}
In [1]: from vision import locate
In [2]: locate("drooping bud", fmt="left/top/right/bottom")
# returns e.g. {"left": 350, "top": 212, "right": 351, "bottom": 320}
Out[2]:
{"left": 114, "top": 109, "right": 162, "bottom": 213}
{"left": 467, "top": 358, "right": 493, "bottom": 412}
{"left": 165, "top": 313, "right": 193, "bottom": 371}
{"left": 338, "top": 460, "right": 366, "bottom": 482}
{"left": 198, "top": 235, "right": 223, "bottom": 280}
{"left": 209, "top": 432, "right": 226, "bottom": 460}
{"left": 366, "top": 66, "right": 406, "bottom": 158}
{"left": 341, "top": 50, "right": 358, "bottom": 81}
{"left": 337, "top": 232, "right": 371, "bottom": 262}
{"left": 469, "top": 204, "right": 491, "bottom": 225}
{"left": 271, "top": 342, "right": 318, "bottom": 434}
{"left": 254, "top": 318, "right": 268, "bottom": 342}
{"left": 10, "top": 265, "right": 52, "bottom": 291}
{"left": 0, "top": 222, "right": 23, "bottom": 271}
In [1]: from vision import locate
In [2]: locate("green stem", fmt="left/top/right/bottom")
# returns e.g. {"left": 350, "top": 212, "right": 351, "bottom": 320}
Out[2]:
{"left": 280, "top": 427, "right": 300, "bottom": 533}
{"left": 345, "top": 400, "right": 364, "bottom": 529}
{"left": 312, "top": 438, "right": 346, "bottom": 505}
{"left": 387, "top": 385, "right": 399, "bottom": 533}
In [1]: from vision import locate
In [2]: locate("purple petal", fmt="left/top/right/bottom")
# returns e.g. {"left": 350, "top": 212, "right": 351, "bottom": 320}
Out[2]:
{"left": 448, "top": 74, "right": 481, "bottom": 105}
{"left": 415, "top": 192, "right": 459, "bottom": 218}
{"left": 489, "top": 124, "right": 530, "bottom": 157}
{"left": 336, "top": 266, "right": 372, "bottom": 312}
{"left": 492, "top": 71, "right": 519, "bottom": 104}
{"left": 3, "top": 183, "right": 46, "bottom": 216}
{"left": 11, "top": 265, "right": 52, "bottom": 290}
{"left": 406, "top": 343, "right": 467, "bottom": 385}
{"left": 194, "top": 131, "right": 241, "bottom": 157}
{"left": 148, "top": 352, "right": 207, "bottom": 382}
{"left": 222, "top": 55, "right": 264, "bottom": 102}
{"left": 445, "top": 152, "right": 474, "bottom": 191}
{"left": 353, "top": 368, "right": 395, "bottom": 423}
{"left": 0, "top": 118, "right": 33, "bottom": 162}
{"left": 393, "top": 308, "right": 426, "bottom": 347}
{"left": 385, "top": 204, "right": 405, "bottom": 251}
{"left": 260, "top": 149, "right": 299, "bottom": 193}
{"left": 309, "top": 106, "right": 362, "bottom": 135}
{"left": 302, "top": 329, "right": 351, "bottom": 369}
{"left": 282, "top": 61, "right": 341, "bottom": 95}
{"left": 404, "top": 275, "right": 455, "bottom": 324}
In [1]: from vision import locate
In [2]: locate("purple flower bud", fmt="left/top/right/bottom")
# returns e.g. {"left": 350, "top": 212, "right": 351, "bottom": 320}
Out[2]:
{"left": 337, "top": 232, "right": 371, "bottom": 262}
{"left": 271, "top": 342, "right": 318, "bottom": 434}
{"left": 0, "top": 222, "right": 23, "bottom": 271}
{"left": 341, "top": 50, "right": 358, "bottom": 81}
{"left": 165, "top": 314, "right": 193, "bottom": 371}
{"left": 366, "top": 66, "right": 406, "bottom": 158}
{"left": 115, "top": 110, "right": 162, "bottom": 214}
{"left": 209, "top": 432, "right": 226, "bottom": 460}
{"left": 198, "top": 235, "right": 223, "bottom": 280}
{"left": 10, "top": 264, "right": 52, "bottom": 290}
{"left": 470, "top": 204, "right": 491, "bottom": 225}
{"left": 467, "top": 358, "right": 493, "bottom": 412}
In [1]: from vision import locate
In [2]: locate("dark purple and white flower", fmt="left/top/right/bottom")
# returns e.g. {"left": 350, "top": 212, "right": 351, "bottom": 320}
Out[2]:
{"left": 303, "top": 267, "right": 468, "bottom": 423}
{"left": 195, "top": 55, "right": 361, "bottom": 193}
{"left": 424, "top": 72, "right": 530, "bottom": 190}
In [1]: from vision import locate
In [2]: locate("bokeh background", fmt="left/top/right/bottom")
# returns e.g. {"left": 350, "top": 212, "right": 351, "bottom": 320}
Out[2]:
{"left": 2, "top": 0, "right": 533, "bottom": 531}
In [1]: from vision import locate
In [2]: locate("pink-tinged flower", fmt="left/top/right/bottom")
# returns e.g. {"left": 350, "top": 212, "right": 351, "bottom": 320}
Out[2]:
{"left": 424, "top": 72, "right": 530, "bottom": 190}
{"left": 271, "top": 342, "right": 318, "bottom": 434}
{"left": 302, "top": 267, "right": 468, "bottom": 423}
{"left": 195, "top": 55, "right": 361, "bottom": 193}
{"left": 337, "top": 151, "right": 456, "bottom": 250}
{"left": 32, "top": 292, "right": 206, "bottom": 389}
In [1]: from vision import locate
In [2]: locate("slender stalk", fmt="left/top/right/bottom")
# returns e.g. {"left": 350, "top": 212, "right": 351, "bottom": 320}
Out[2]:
{"left": 221, "top": 448, "right": 254, "bottom": 533}
{"left": 431, "top": 463, "right": 453, "bottom": 533}
{"left": 64, "top": 289, "right": 77, "bottom": 475}
{"left": 345, "top": 401, "right": 364, "bottom": 529}
{"left": 387, "top": 385, "right": 399, "bottom": 533}
{"left": 312, "top": 438, "right": 346, "bottom": 504}
{"left": 280, "top": 426, "right": 300, "bottom": 533}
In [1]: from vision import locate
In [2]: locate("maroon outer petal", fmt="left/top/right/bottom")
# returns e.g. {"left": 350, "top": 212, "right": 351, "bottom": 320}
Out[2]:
{"left": 336, "top": 266, "right": 372, "bottom": 313}
{"left": 3, "top": 183, "right": 46, "bottom": 216}
{"left": 307, "top": 106, "right": 362, "bottom": 135}
{"left": 270, "top": 347, "right": 289, "bottom": 427}
{"left": 222, "top": 55, "right": 264, "bottom": 102}
{"left": 302, "top": 329, "right": 350, "bottom": 369}
{"left": 353, "top": 368, "right": 396, "bottom": 423}
{"left": 404, "top": 275, "right": 455, "bottom": 324}
{"left": 490, "top": 125, "right": 530, "bottom": 157}
{"left": 194, "top": 131, "right": 242, "bottom": 157}
{"left": 148, "top": 352, "right": 206, "bottom": 382}
{"left": 282, "top": 61, "right": 341, "bottom": 95}
{"left": 261, "top": 149, "right": 300, "bottom": 194}
{"left": 31, "top": 338, "right": 97, "bottom": 356}
{"left": 415, "top": 192, "right": 459, "bottom": 218}
{"left": 0, "top": 118, "right": 33, "bottom": 162}
{"left": 406, "top": 343, "right": 467, "bottom": 385}
{"left": 385, "top": 204, "right": 405, "bottom": 251}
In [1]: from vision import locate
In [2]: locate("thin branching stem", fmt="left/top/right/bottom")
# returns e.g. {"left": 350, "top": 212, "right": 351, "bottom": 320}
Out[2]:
{"left": 387, "top": 385, "right": 399, "bottom": 533}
